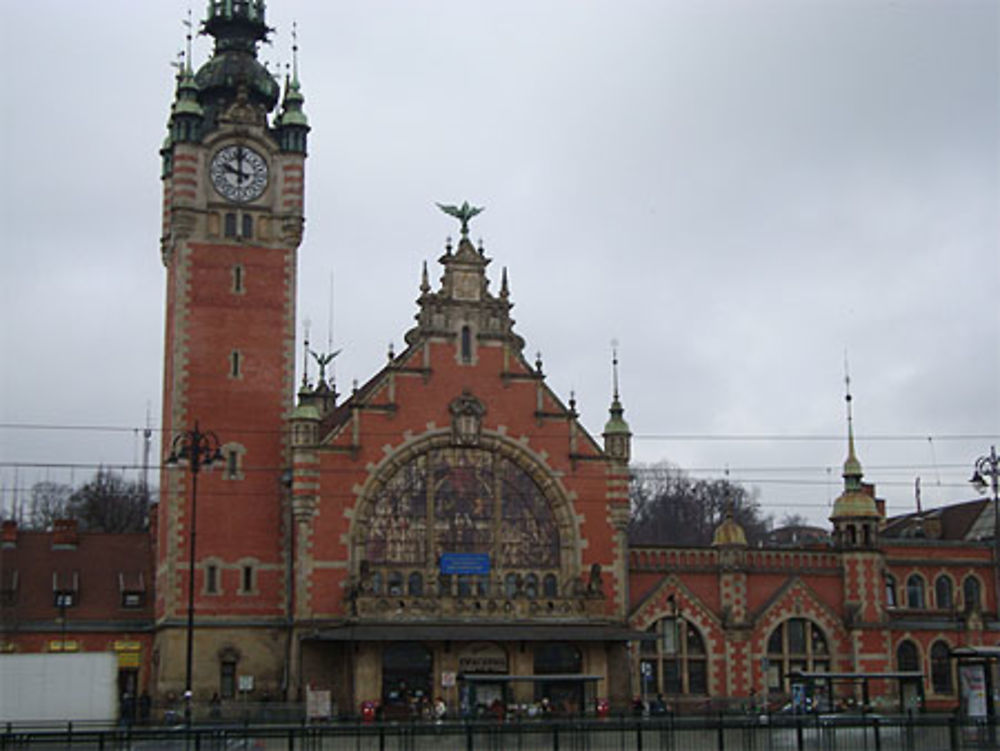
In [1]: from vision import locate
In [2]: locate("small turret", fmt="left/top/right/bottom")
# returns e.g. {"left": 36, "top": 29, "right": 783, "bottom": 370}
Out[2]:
{"left": 602, "top": 347, "right": 631, "bottom": 463}
{"left": 276, "top": 24, "right": 309, "bottom": 153}
{"left": 830, "top": 377, "right": 880, "bottom": 547}
{"left": 712, "top": 507, "right": 748, "bottom": 547}
{"left": 169, "top": 20, "right": 204, "bottom": 144}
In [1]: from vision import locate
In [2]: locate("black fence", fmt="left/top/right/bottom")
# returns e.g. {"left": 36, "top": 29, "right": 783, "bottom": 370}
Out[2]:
{"left": 2, "top": 714, "right": 998, "bottom": 751}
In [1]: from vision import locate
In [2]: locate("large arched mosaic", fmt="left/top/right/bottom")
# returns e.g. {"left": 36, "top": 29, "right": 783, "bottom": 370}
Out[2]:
{"left": 350, "top": 431, "right": 581, "bottom": 587}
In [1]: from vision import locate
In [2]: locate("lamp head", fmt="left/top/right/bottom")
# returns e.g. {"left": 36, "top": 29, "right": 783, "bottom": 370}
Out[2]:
{"left": 970, "top": 470, "right": 988, "bottom": 494}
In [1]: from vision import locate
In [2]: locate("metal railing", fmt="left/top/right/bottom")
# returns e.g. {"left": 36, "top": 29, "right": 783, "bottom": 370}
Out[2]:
{"left": 1, "top": 713, "right": 998, "bottom": 750}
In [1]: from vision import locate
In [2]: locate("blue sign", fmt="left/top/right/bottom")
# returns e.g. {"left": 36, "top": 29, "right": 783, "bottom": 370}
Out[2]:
{"left": 440, "top": 553, "right": 491, "bottom": 575}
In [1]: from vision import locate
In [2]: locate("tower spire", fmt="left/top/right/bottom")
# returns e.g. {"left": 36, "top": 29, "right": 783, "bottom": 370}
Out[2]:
{"left": 842, "top": 356, "right": 863, "bottom": 492}
{"left": 603, "top": 340, "right": 631, "bottom": 463}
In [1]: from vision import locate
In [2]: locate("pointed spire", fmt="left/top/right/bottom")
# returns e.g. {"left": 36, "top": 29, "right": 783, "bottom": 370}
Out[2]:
{"left": 842, "top": 359, "right": 863, "bottom": 492}
{"left": 300, "top": 325, "right": 311, "bottom": 390}
{"left": 420, "top": 260, "right": 430, "bottom": 294}
{"left": 276, "top": 21, "right": 309, "bottom": 151}
{"left": 603, "top": 341, "right": 631, "bottom": 442}
{"left": 500, "top": 267, "right": 509, "bottom": 299}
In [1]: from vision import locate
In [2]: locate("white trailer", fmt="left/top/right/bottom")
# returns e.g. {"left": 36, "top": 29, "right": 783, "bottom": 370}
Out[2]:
{"left": 0, "top": 652, "right": 119, "bottom": 723}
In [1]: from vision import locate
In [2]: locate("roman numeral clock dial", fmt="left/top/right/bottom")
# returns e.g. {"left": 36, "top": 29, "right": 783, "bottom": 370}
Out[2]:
{"left": 209, "top": 144, "right": 269, "bottom": 203}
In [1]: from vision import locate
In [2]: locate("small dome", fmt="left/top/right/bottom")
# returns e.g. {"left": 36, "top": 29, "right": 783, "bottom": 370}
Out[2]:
{"left": 291, "top": 403, "right": 321, "bottom": 422}
{"left": 712, "top": 514, "right": 748, "bottom": 547}
{"left": 830, "top": 490, "right": 879, "bottom": 521}
{"left": 603, "top": 398, "right": 630, "bottom": 436}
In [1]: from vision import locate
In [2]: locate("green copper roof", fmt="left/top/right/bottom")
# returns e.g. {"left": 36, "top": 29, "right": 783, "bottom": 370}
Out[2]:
{"left": 291, "top": 402, "right": 321, "bottom": 421}
{"left": 277, "top": 77, "right": 309, "bottom": 127}
{"left": 604, "top": 398, "right": 631, "bottom": 435}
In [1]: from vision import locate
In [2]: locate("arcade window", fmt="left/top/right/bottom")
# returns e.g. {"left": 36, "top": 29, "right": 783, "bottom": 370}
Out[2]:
{"left": 885, "top": 574, "right": 897, "bottom": 607}
{"left": 766, "top": 618, "right": 829, "bottom": 693}
{"left": 224, "top": 213, "right": 237, "bottom": 238}
{"left": 934, "top": 575, "right": 953, "bottom": 610}
{"left": 906, "top": 574, "right": 926, "bottom": 609}
{"left": 407, "top": 572, "right": 423, "bottom": 596}
{"left": 241, "top": 213, "right": 253, "bottom": 239}
{"left": 897, "top": 640, "right": 920, "bottom": 672}
{"left": 930, "top": 641, "right": 953, "bottom": 694}
{"left": 641, "top": 617, "right": 708, "bottom": 695}
{"left": 963, "top": 576, "right": 981, "bottom": 612}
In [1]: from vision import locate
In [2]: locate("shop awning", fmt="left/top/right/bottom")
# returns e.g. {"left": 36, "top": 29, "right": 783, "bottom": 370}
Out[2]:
{"left": 308, "top": 624, "right": 651, "bottom": 642}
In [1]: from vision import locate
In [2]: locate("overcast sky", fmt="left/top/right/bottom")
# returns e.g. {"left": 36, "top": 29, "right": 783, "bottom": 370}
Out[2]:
{"left": 0, "top": 0, "right": 997, "bottom": 527}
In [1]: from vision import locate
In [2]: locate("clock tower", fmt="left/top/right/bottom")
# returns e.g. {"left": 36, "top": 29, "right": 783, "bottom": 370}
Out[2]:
{"left": 156, "top": 0, "right": 308, "bottom": 701}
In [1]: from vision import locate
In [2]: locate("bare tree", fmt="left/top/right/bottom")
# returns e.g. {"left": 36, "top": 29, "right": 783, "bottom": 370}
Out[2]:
{"left": 67, "top": 468, "right": 149, "bottom": 533}
{"left": 26, "top": 481, "right": 73, "bottom": 530}
{"left": 628, "top": 462, "right": 771, "bottom": 546}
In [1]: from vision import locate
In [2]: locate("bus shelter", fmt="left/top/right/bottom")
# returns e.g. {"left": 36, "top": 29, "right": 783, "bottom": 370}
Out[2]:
{"left": 459, "top": 673, "right": 603, "bottom": 717}
{"left": 787, "top": 670, "right": 925, "bottom": 714}
{"left": 950, "top": 646, "right": 1000, "bottom": 721}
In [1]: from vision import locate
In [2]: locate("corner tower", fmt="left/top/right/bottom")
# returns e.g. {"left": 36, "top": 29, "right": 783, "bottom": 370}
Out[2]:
{"left": 156, "top": 0, "right": 308, "bottom": 701}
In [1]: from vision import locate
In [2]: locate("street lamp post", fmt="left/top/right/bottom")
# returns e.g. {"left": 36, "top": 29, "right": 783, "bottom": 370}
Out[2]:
{"left": 971, "top": 446, "right": 1000, "bottom": 614}
{"left": 166, "top": 421, "right": 222, "bottom": 725}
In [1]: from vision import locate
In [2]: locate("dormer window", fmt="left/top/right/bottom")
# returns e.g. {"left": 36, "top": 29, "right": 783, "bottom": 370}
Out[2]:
{"left": 119, "top": 572, "right": 146, "bottom": 608}
{"left": 52, "top": 571, "right": 79, "bottom": 609}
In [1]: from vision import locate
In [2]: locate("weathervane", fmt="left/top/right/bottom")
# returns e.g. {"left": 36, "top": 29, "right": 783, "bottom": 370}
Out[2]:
{"left": 436, "top": 201, "right": 484, "bottom": 238}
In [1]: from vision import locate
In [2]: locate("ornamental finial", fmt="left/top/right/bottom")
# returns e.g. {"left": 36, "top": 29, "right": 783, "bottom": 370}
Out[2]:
{"left": 436, "top": 201, "right": 484, "bottom": 238}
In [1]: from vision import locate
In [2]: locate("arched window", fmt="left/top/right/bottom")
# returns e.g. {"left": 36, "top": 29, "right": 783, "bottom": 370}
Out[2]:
{"left": 387, "top": 572, "right": 404, "bottom": 596}
{"left": 460, "top": 326, "right": 472, "bottom": 363}
{"left": 523, "top": 573, "right": 538, "bottom": 599}
{"left": 897, "top": 640, "right": 920, "bottom": 672}
{"left": 504, "top": 573, "right": 518, "bottom": 598}
{"left": 232, "top": 264, "right": 245, "bottom": 294}
{"left": 885, "top": 574, "right": 898, "bottom": 607}
{"left": 963, "top": 576, "right": 981, "bottom": 612}
{"left": 766, "top": 618, "right": 830, "bottom": 693}
{"left": 241, "top": 213, "right": 253, "bottom": 239}
{"left": 224, "top": 212, "right": 237, "bottom": 238}
{"left": 930, "top": 641, "right": 952, "bottom": 694}
{"left": 935, "top": 576, "right": 953, "bottom": 610}
{"left": 906, "top": 574, "right": 926, "bottom": 609}
{"left": 543, "top": 574, "right": 558, "bottom": 598}
{"left": 641, "top": 617, "right": 708, "bottom": 695}
{"left": 407, "top": 572, "right": 423, "bottom": 596}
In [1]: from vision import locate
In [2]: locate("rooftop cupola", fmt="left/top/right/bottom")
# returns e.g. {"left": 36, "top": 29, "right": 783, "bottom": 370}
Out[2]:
{"left": 195, "top": 0, "right": 280, "bottom": 127}
{"left": 405, "top": 203, "right": 525, "bottom": 354}
{"left": 602, "top": 347, "right": 631, "bottom": 463}
{"left": 712, "top": 507, "right": 748, "bottom": 547}
{"left": 830, "top": 375, "right": 880, "bottom": 547}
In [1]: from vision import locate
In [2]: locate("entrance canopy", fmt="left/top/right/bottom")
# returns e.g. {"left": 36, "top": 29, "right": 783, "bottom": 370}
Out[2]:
{"left": 311, "top": 624, "right": 647, "bottom": 642}
{"left": 461, "top": 674, "right": 603, "bottom": 683}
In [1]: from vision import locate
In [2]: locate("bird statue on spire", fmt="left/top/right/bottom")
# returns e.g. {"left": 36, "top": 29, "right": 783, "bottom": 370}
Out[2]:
{"left": 436, "top": 201, "right": 484, "bottom": 238}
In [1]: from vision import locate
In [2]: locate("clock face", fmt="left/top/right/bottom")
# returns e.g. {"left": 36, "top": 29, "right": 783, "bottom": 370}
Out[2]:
{"left": 209, "top": 145, "right": 269, "bottom": 203}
